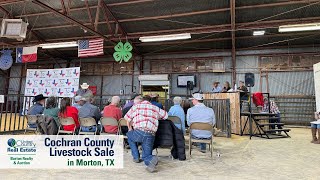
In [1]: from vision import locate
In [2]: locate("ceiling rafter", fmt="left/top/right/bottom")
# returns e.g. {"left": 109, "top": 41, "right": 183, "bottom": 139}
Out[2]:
{"left": 31, "top": 0, "right": 113, "bottom": 44}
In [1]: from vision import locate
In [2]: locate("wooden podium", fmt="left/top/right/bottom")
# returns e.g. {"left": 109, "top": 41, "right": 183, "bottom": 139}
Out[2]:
{"left": 204, "top": 93, "right": 241, "bottom": 134}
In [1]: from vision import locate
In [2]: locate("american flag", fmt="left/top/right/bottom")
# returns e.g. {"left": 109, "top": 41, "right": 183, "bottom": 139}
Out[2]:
{"left": 78, "top": 39, "right": 104, "bottom": 57}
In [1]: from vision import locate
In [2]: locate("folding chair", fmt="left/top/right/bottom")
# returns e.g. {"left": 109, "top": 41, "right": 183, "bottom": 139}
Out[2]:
{"left": 24, "top": 115, "right": 39, "bottom": 134}
{"left": 168, "top": 116, "right": 183, "bottom": 131}
{"left": 100, "top": 117, "right": 120, "bottom": 135}
{"left": 189, "top": 122, "right": 214, "bottom": 158}
{"left": 57, "top": 117, "right": 76, "bottom": 135}
{"left": 78, "top": 118, "right": 97, "bottom": 135}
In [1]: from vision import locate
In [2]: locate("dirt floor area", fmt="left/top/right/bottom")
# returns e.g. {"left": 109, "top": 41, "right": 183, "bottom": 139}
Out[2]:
{"left": 0, "top": 127, "right": 319, "bottom": 180}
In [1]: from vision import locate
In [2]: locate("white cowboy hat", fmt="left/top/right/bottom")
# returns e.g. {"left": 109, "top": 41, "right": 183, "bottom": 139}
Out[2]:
{"left": 189, "top": 93, "right": 204, "bottom": 100}
{"left": 80, "top": 83, "right": 89, "bottom": 89}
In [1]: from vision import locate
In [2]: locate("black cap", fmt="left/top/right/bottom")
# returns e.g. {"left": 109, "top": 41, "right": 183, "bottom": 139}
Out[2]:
{"left": 32, "top": 94, "right": 47, "bottom": 102}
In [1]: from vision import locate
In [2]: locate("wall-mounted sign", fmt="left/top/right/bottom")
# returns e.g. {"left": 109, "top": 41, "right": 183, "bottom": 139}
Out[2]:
{"left": 113, "top": 42, "right": 133, "bottom": 63}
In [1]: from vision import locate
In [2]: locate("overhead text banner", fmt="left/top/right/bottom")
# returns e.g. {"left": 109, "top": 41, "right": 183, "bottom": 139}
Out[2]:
{"left": 0, "top": 135, "right": 123, "bottom": 169}
{"left": 24, "top": 67, "right": 80, "bottom": 97}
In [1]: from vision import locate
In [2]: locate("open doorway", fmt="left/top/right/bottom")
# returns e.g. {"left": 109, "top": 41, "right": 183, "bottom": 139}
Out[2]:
{"left": 138, "top": 75, "right": 170, "bottom": 107}
{"left": 141, "top": 85, "right": 169, "bottom": 106}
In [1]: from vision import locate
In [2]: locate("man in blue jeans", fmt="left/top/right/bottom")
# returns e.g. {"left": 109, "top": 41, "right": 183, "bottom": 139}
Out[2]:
{"left": 124, "top": 95, "right": 168, "bottom": 173}
{"left": 187, "top": 93, "right": 215, "bottom": 153}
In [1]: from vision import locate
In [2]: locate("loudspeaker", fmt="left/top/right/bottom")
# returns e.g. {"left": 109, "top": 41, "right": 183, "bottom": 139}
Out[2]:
{"left": 187, "top": 81, "right": 194, "bottom": 90}
{"left": 245, "top": 73, "right": 255, "bottom": 87}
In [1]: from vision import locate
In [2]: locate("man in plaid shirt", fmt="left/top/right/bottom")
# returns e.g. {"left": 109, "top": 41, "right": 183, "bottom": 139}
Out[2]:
{"left": 124, "top": 95, "right": 168, "bottom": 173}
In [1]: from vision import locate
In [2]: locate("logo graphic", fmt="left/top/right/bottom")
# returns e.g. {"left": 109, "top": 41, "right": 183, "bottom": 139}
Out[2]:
{"left": 65, "top": 79, "right": 71, "bottom": 86}
{"left": 34, "top": 71, "right": 39, "bottom": 77}
{"left": 113, "top": 41, "right": 133, "bottom": 63}
{"left": 73, "top": 69, "right": 79, "bottom": 76}
{"left": 46, "top": 71, "right": 52, "bottom": 77}
{"left": 60, "top": 70, "right": 65, "bottom": 77}
{"left": 7, "top": 138, "right": 16, "bottom": 147}
{"left": 39, "top": 80, "right": 45, "bottom": 86}
{"left": 52, "top": 80, "right": 58, "bottom": 86}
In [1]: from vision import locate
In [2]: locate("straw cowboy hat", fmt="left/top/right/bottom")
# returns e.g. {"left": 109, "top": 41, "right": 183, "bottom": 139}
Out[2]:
{"left": 80, "top": 83, "right": 89, "bottom": 89}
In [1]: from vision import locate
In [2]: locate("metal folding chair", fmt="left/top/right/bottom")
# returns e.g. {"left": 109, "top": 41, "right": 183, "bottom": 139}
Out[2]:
{"left": 100, "top": 117, "right": 120, "bottom": 135}
{"left": 78, "top": 117, "right": 97, "bottom": 135}
{"left": 189, "top": 122, "right": 214, "bottom": 158}
{"left": 24, "top": 115, "right": 39, "bottom": 134}
{"left": 57, "top": 117, "right": 76, "bottom": 135}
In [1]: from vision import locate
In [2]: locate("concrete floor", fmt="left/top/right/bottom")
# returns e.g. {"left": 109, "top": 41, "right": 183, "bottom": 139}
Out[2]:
{"left": 1, "top": 127, "right": 319, "bottom": 180}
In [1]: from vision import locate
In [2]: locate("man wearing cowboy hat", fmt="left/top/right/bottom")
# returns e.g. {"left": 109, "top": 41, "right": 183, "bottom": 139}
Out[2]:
{"left": 76, "top": 82, "right": 93, "bottom": 100}
{"left": 27, "top": 94, "right": 47, "bottom": 128}
{"left": 187, "top": 92, "right": 215, "bottom": 153}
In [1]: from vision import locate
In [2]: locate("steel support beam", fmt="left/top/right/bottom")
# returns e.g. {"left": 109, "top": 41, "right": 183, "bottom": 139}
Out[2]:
{"left": 32, "top": 0, "right": 112, "bottom": 43}
{"left": 101, "top": 1, "right": 126, "bottom": 36}
{"left": 94, "top": 0, "right": 101, "bottom": 31}
{"left": 230, "top": 0, "right": 236, "bottom": 86}
{"left": 84, "top": 0, "right": 94, "bottom": 28}
{"left": 101, "top": 1, "right": 114, "bottom": 35}
{"left": 60, "top": 0, "right": 67, "bottom": 14}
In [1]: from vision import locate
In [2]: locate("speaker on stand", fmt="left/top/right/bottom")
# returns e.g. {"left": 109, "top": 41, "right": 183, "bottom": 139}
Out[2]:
{"left": 245, "top": 73, "right": 255, "bottom": 139}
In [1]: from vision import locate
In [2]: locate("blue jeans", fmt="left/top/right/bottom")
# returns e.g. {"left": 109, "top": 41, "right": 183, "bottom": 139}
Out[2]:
{"left": 127, "top": 130, "right": 155, "bottom": 166}
{"left": 28, "top": 123, "right": 37, "bottom": 128}
{"left": 311, "top": 124, "right": 320, "bottom": 128}
{"left": 192, "top": 135, "right": 211, "bottom": 151}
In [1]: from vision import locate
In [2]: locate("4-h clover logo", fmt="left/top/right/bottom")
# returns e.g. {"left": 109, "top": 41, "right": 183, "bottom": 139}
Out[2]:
{"left": 113, "top": 42, "right": 133, "bottom": 63}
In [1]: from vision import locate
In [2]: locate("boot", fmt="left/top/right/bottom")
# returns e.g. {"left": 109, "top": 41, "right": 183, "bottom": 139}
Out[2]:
{"left": 311, "top": 128, "right": 318, "bottom": 143}
{"left": 316, "top": 129, "right": 320, "bottom": 144}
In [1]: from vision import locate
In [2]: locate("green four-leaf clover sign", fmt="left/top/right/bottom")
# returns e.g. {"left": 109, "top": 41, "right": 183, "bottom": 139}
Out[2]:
{"left": 113, "top": 42, "right": 133, "bottom": 63}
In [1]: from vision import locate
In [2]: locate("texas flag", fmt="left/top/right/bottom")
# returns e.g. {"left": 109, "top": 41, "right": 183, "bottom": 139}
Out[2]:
{"left": 16, "top": 46, "right": 38, "bottom": 63}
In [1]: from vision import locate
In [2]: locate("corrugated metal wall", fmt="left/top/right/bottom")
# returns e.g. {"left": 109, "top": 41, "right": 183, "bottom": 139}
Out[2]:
{"left": 5, "top": 48, "right": 318, "bottom": 125}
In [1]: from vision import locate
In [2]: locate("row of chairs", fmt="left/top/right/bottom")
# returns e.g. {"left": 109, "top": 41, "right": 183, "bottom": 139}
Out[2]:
{"left": 26, "top": 115, "right": 214, "bottom": 157}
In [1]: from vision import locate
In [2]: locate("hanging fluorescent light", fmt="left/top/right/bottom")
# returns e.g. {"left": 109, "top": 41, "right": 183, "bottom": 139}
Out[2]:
{"left": 39, "top": 41, "right": 78, "bottom": 49}
{"left": 253, "top": 30, "right": 265, "bottom": 36}
{"left": 279, "top": 23, "right": 320, "bottom": 32}
{"left": 139, "top": 33, "right": 191, "bottom": 42}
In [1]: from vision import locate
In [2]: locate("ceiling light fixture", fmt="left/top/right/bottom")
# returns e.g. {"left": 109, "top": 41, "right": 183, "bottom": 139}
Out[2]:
{"left": 39, "top": 41, "right": 78, "bottom": 49}
{"left": 253, "top": 30, "right": 265, "bottom": 36}
{"left": 279, "top": 23, "right": 320, "bottom": 32}
{"left": 139, "top": 33, "right": 191, "bottom": 42}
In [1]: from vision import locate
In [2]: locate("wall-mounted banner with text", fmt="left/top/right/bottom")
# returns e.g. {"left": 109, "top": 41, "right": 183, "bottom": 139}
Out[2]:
{"left": 0, "top": 135, "right": 123, "bottom": 169}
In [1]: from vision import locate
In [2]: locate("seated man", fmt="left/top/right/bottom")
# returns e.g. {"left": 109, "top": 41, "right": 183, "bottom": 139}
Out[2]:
{"left": 103, "top": 96, "right": 122, "bottom": 133}
{"left": 123, "top": 93, "right": 139, "bottom": 109}
{"left": 124, "top": 95, "right": 168, "bottom": 173}
{"left": 122, "top": 94, "right": 140, "bottom": 117}
{"left": 72, "top": 96, "right": 86, "bottom": 110}
{"left": 150, "top": 93, "right": 163, "bottom": 109}
{"left": 28, "top": 94, "right": 47, "bottom": 128}
{"left": 187, "top": 93, "right": 215, "bottom": 153}
{"left": 168, "top": 96, "right": 186, "bottom": 135}
{"left": 78, "top": 97, "right": 101, "bottom": 132}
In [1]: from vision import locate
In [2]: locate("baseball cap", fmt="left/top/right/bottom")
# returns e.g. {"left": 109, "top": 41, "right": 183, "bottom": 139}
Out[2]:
{"left": 74, "top": 96, "right": 86, "bottom": 102}
{"left": 189, "top": 93, "right": 204, "bottom": 100}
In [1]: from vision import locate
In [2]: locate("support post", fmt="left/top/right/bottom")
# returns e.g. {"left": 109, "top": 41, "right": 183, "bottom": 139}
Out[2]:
{"left": 230, "top": 0, "right": 236, "bottom": 86}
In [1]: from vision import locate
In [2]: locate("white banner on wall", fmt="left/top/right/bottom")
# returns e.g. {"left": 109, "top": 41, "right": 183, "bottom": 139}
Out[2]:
{"left": 314, "top": 62, "right": 320, "bottom": 112}
{"left": 24, "top": 67, "right": 80, "bottom": 97}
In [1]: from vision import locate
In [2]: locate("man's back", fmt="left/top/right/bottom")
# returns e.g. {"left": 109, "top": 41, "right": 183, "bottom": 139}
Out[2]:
{"left": 28, "top": 103, "right": 44, "bottom": 115}
{"left": 125, "top": 101, "right": 168, "bottom": 133}
{"left": 187, "top": 103, "right": 215, "bottom": 138}
{"left": 78, "top": 102, "right": 101, "bottom": 121}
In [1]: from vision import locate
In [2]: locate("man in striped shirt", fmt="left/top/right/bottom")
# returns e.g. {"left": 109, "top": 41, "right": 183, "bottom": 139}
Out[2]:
{"left": 124, "top": 95, "right": 168, "bottom": 173}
